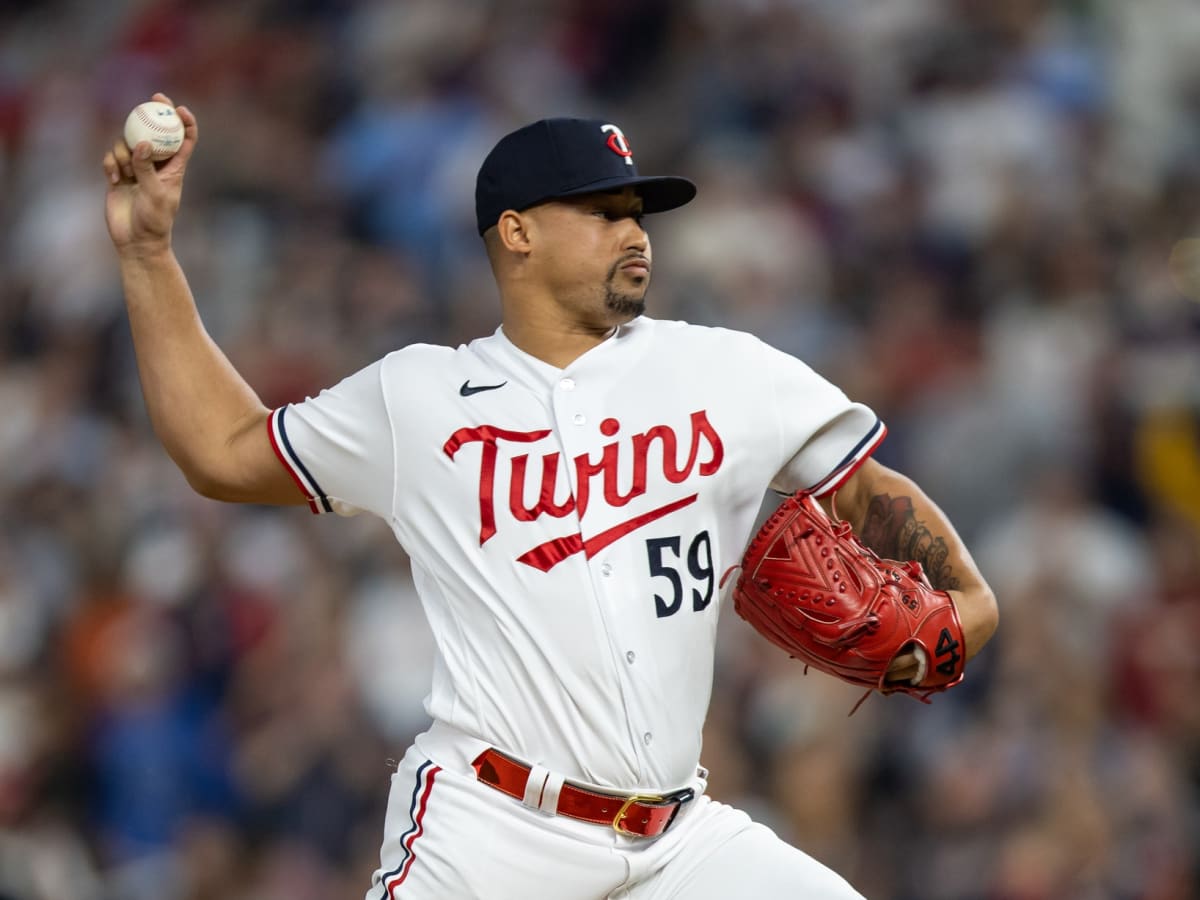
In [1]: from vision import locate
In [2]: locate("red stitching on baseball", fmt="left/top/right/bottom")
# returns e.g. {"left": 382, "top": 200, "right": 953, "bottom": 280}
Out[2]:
{"left": 135, "top": 107, "right": 180, "bottom": 134}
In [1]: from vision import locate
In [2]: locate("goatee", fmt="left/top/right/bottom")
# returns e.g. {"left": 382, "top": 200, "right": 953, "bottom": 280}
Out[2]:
{"left": 605, "top": 288, "right": 645, "bottom": 320}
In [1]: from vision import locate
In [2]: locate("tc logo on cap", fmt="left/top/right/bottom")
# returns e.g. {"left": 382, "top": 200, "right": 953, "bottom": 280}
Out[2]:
{"left": 474, "top": 117, "right": 695, "bottom": 234}
{"left": 601, "top": 124, "right": 634, "bottom": 166}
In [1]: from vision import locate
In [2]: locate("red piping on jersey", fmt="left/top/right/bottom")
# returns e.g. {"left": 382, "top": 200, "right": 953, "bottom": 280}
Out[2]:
{"left": 266, "top": 410, "right": 320, "bottom": 514}
{"left": 814, "top": 422, "right": 888, "bottom": 497}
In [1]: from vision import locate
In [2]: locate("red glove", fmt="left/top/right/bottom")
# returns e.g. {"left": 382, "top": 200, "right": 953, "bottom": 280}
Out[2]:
{"left": 731, "top": 490, "right": 966, "bottom": 705}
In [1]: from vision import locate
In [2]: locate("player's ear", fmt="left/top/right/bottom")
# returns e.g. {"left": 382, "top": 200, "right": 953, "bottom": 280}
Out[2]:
{"left": 496, "top": 210, "right": 533, "bottom": 255}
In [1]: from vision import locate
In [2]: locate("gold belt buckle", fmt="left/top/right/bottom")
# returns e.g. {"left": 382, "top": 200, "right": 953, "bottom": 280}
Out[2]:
{"left": 612, "top": 793, "right": 664, "bottom": 834}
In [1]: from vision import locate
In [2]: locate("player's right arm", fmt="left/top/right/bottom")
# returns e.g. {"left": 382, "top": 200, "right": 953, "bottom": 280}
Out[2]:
{"left": 102, "top": 94, "right": 303, "bottom": 506}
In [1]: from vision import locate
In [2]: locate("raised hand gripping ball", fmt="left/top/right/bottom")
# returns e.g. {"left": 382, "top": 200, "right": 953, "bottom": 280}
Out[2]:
{"left": 123, "top": 101, "right": 184, "bottom": 161}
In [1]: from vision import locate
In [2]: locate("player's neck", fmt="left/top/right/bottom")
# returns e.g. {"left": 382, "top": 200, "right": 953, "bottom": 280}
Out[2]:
{"left": 500, "top": 315, "right": 619, "bottom": 369}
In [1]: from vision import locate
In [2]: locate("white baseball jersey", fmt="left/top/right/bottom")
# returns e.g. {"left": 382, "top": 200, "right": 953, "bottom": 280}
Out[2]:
{"left": 268, "top": 316, "right": 884, "bottom": 792}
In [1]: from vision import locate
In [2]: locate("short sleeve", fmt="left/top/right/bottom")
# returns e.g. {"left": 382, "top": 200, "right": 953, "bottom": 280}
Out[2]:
{"left": 266, "top": 359, "right": 395, "bottom": 519}
{"left": 761, "top": 343, "right": 886, "bottom": 497}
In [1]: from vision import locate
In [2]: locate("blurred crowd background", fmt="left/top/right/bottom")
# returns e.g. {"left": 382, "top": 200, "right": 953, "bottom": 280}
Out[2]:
{"left": 2, "top": 0, "right": 1199, "bottom": 897}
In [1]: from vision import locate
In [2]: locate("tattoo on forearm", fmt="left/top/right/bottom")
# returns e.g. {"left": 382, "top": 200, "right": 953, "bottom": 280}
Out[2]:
{"left": 860, "top": 494, "right": 961, "bottom": 590}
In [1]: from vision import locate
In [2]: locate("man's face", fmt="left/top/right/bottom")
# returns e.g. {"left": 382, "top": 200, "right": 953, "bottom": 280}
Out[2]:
{"left": 524, "top": 187, "right": 652, "bottom": 327}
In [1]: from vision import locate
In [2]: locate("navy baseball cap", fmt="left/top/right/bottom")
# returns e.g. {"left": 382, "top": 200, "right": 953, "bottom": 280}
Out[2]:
{"left": 475, "top": 117, "right": 696, "bottom": 234}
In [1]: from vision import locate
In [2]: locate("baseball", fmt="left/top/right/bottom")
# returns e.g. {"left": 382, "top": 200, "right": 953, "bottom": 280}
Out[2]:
{"left": 123, "top": 101, "right": 184, "bottom": 161}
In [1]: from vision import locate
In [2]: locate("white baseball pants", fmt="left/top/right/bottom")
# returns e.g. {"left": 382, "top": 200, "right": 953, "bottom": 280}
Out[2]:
{"left": 364, "top": 723, "right": 864, "bottom": 900}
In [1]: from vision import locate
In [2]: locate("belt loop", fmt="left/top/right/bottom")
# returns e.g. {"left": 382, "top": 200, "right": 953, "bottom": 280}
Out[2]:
{"left": 538, "top": 771, "right": 566, "bottom": 814}
{"left": 521, "top": 763, "right": 551, "bottom": 811}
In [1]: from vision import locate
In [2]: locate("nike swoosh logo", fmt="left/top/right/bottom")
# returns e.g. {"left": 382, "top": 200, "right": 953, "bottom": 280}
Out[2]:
{"left": 460, "top": 380, "right": 508, "bottom": 397}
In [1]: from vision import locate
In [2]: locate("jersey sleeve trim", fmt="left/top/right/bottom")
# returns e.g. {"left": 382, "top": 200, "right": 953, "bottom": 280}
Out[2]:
{"left": 267, "top": 406, "right": 333, "bottom": 515}
{"left": 807, "top": 416, "right": 887, "bottom": 497}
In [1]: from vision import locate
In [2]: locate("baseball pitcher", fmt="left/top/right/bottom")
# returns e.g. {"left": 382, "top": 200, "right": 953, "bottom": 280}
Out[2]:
{"left": 103, "top": 94, "right": 998, "bottom": 899}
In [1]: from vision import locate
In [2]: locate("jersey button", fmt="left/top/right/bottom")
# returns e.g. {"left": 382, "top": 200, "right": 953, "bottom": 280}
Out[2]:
{"left": 600, "top": 562, "right": 612, "bottom": 576}
{"left": 573, "top": 413, "right": 586, "bottom": 426}
{"left": 559, "top": 378, "right": 576, "bottom": 391}
{"left": 643, "top": 732, "right": 653, "bottom": 746}
{"left": 626, "top": 651, "right": 636, "bottom": 664}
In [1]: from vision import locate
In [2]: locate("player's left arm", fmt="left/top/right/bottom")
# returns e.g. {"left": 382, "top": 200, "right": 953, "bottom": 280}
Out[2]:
{"left": 824, "top": 457, "right": 999, "bottom": 674}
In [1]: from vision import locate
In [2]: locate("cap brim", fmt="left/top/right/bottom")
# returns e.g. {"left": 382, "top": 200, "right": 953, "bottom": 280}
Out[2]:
{"left": 552, "top": 174, "right": 697, "bottom": 214}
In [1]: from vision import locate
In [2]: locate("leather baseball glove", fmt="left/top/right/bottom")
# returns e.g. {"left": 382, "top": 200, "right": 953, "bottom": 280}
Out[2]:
{"left": 730, "top": 490, "right": 966, "bottom": 707}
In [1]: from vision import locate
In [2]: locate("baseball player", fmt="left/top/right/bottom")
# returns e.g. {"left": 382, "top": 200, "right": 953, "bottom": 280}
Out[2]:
{"left": 103, "top": 94, "right": 998, "bottom": 899}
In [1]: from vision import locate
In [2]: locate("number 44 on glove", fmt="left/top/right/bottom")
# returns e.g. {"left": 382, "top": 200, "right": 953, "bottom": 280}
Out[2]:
{"left": 728, "top": 490, "right": 966, "bottom": 711}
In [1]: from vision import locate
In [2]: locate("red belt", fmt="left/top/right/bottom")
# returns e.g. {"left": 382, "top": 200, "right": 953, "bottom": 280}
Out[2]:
{"left": 471, "top": 748, "right": 695, "bottom": 838}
